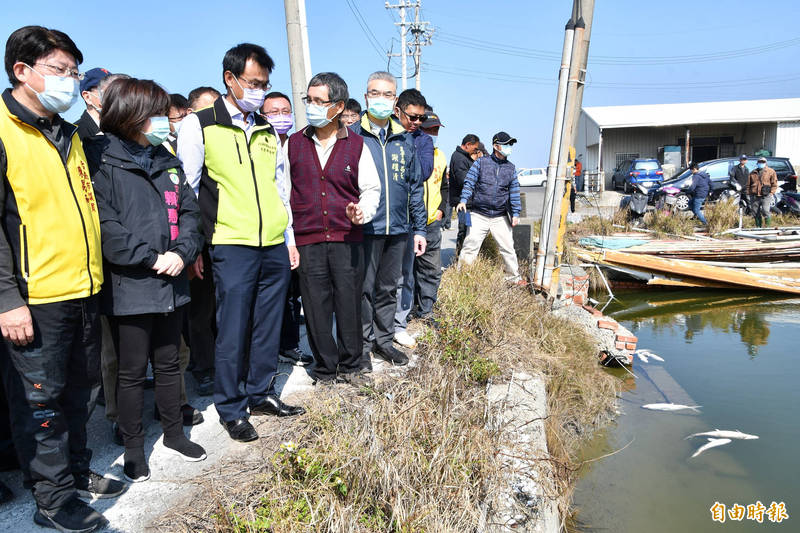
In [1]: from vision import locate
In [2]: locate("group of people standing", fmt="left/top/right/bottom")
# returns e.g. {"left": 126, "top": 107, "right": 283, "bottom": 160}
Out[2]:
{"left": 0, "top": 25, "right": 525, "bottom": 533}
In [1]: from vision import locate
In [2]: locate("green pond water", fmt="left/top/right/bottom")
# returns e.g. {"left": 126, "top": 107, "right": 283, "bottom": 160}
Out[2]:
{"left": 572, "top": 290, "right": 798, "bottom": 532}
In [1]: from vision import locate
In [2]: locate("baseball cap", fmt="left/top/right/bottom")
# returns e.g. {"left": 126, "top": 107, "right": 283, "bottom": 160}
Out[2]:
{"left": 757, "top": 156, "right": 767, "bottom": 163}
{"left": 421, "top": 111, "right": 443, "bottom": 128}
{"left": 80, "top": 67, "right": 111, "bottom": 93}
{"left": 492, "top": 131, "right": 517, "bottom": 145}
{"left": 739, "top": 154, "right": 748, "bottom": 160}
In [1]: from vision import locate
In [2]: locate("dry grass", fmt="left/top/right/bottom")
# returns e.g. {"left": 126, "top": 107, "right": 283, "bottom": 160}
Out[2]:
{"left": 160, "top": 259, "right": 620, "bottom": 533}
{"left": 640, "top": 209, "right": 695, "bottom": 237}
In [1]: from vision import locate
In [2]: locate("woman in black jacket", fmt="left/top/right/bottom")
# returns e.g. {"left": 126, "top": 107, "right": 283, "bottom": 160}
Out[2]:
{"left": 92, "top": 78, "right": 206, "bottom": 482}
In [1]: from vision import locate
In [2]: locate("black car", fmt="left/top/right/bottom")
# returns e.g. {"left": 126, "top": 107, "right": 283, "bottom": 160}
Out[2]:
{"left": 651, "top": 156, "right": 797, "bottom": 210}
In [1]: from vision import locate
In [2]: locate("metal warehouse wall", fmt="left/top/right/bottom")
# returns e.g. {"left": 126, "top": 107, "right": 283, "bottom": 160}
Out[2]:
{"left": 776, "top": 122, "right": 800, "bottom": 172}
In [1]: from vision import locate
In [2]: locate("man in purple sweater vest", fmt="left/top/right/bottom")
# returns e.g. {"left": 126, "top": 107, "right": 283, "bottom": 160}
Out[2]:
{"left": 287, "top": 73, "right": 380, "bottom": 386}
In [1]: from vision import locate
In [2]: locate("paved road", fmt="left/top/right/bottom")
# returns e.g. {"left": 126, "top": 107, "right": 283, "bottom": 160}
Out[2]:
{"left": 520, "top": 186, "right": 546, "bottom": 219}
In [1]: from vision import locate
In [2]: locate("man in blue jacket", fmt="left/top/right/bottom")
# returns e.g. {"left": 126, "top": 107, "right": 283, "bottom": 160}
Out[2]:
{"left": 353, "top": 71, "right": 426, "bottom": 368}
{"left": 686, "top": 161, "right": 710, "bottom": 226}
{"left": 457, "top": 131, "right": 522, "bottom": 282}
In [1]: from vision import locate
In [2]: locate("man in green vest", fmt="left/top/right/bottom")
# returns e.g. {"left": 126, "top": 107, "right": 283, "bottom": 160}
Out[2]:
{"left": 177, "top": 43, "right": 304, "bottom": 444}
{"left": 0, "top": 25, "right": 125, "bottom": 532}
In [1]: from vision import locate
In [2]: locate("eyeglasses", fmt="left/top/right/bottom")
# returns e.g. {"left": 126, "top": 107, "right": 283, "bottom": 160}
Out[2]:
{"left": 34, "top": 62, "right": 83, "bottom": 80}
{"left": 168, "top": 112, "right": 189, "bottom": 122}
{"left": 237, "top": 76, "right": 272, "bottom": 91}
{"left": 302, "top": 96, "right": 333, "bottom": 106}
{"left": 265, "top": 111, "right": 292, "bottom": 117}
{"left": 342, "top": 112, "right": 359, "bottom": 119}
{"left": 400, "top": 108, "right": 427, "bottom": 123}
{"left": 367, "top": 90, "right": 396, "bottom": 99}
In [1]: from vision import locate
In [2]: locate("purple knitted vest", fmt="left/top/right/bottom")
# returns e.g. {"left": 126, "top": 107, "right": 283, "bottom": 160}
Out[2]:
{"left": 288, "top": 127, "right": 364, "bottom": 246}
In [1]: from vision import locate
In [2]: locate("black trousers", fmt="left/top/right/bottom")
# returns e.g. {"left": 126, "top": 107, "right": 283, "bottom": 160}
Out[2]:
{"left": 0, "top": 295, "right": 100, "bottom": 511}
{"left": 297, "top": 241, "right": 364, "bottom": 381}
{"left": 0, "top": 357, "right": 17, "bottom": 470}
{"left": 109, "top": 308, "right": 184, "bottom": 451}
{"left": 455, "top": 221, "right": 469, "bottom": 260}
{"left": 362, "top": 234, "right": 408, "bottom": 361}
{"left": 188, "top": 246, "right": 216, "bottom": 378}
{"left": 279, "top": 270, "right": 302, "bottom": 352}
{"left": 414, "top": 219, "right": 443, "bottom": 316}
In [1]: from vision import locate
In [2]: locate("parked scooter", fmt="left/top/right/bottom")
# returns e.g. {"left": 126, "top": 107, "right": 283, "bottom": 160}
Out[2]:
{"left": 773, "top": 190, "right": 800, "bottom": 216}
{"left": 621, "top": 182, "right": 650, "bottom": 226}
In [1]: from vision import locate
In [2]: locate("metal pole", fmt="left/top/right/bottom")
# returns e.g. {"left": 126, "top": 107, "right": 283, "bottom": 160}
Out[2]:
{"left": 414, "top": 1, "right": 421, "bottom": 91}
{"left": 597, "top": 127, "right": 604, "bottom": 192}
{"left": 284, "top": 0, "right": 310, "bottom": 128}
{"left": 400, "top": 4, "right": 408, "bottom": 90}
{"left": 533, "top": 5, "right": 577, "bottom": 287}
{"left": 541, "top": 0, "right": 595, "bottom": 293}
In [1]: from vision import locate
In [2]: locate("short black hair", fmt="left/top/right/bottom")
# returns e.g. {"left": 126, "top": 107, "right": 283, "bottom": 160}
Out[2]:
{"left": 187, "top": 86, "right": 220, "bottom": 108}
{"left": 222, "top": 43, "right": 274, "bottom": 87}
{"left": 265, "top": 91, "right": 291, "bottom": 103}
{"left": 5, "top": 25, "right": 83, "bottom": 87}
{"left": 169, "top": 93, "right": 189, "bottom": 110}
{"left": 308, "top": 72, "right": 348, "bottom": 104}
{"left": 461, "top": 134, "right": 480, "bottom": 145}
{"left": 689, "top": 161, "right": 699, "bottom": 170}
{"left": 396, "top": 88, "right": 427, "bottom": 111}
{"left": 345, "top": 98, "right": 362, "bottom": 115}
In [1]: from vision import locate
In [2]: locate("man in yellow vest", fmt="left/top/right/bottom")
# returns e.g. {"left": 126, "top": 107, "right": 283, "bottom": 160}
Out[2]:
{"left": 177, "top": 43, "right": 304, "bottom": 445}
{"left": 0, "top": 25, "right": 124, "bottom": 531}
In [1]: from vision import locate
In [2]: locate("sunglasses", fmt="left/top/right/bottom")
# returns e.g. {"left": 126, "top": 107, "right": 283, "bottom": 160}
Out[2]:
{"left": 401, "top": 108, "right": 428, "bottom": 123}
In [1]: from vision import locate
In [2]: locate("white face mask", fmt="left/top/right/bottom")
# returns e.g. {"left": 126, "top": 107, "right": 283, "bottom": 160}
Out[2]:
{"left": 24, "top": 64, "right": 79, "bottom": 114}
{"left": 498, "top": 144, "right": 513, "bottom": 157}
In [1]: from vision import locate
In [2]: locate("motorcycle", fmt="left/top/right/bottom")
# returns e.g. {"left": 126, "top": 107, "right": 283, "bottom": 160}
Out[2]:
{"left": 620, "top": 182, "right": 650, "bottom": 225}
{"left": 773, "top": 190, "right": 800, "bottom": 216}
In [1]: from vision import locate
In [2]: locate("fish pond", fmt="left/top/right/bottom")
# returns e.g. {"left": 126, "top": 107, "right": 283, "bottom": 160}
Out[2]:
{"left": 572, "top": 290, "right": 798, "bottom": 532}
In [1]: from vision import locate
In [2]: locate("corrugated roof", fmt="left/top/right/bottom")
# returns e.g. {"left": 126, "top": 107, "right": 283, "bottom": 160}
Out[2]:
{"left": 583, "top": 98, "right": 800, "bottom": 129}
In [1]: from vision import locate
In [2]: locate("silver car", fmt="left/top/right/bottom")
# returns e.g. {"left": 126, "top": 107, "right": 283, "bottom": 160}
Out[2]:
{"left": 516, "top": 167, "right": 547, "bottom": 187}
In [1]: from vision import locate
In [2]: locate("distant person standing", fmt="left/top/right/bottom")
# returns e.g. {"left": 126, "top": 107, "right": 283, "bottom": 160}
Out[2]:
{"left": 449, "top": 134, "right": 481, "bottom": 258}
{"left": 342, "top": 98, "right": 362, "bottom": 127}
{"left": 730, "top": 154, "right": 750, "bottom": 189}
{"left": 457, "top": 132, "right": 522, "bottom": 282}
{"left": 574, "top": 157, "right": 583, "bottom": 191}
{"left": 747, "top": 157, "right": 778, "bottom": 228}
{"left": 686, "top": 162, "right": 710, "bottom": 226}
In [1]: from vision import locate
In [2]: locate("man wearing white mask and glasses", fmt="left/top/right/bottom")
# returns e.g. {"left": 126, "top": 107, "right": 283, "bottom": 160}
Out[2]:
{"left": 0, "top": 25, "right": 125, "bottom": 532}
{"left": 177, "top": 43, "right": 304, "bottom": 445}
{"left": 287, "top": 72, "right": 379, "bottom": 386}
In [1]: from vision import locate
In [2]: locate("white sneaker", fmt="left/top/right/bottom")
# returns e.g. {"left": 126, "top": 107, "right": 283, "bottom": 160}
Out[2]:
{"left": 393, "top": 330, "right": 417, "bottom": 348}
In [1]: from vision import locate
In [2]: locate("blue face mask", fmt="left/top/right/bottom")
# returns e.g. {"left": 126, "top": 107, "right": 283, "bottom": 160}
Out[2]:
{"left": 498, "top": 144, "right": 513, "bottom": 157}
{"left": 757, "top": 163, "right": 766, "bottom": 169}
{"left": 143, "top": 116, "right": 171, "bottom": 146}
{"left": 367, "top": 97, "right": 394, "bottom": 120}
{"left": 24, "top": 65, "right": 79, "bottom": 114}
{"left": 306, "top": 103, "right": 335, "bottom": 128}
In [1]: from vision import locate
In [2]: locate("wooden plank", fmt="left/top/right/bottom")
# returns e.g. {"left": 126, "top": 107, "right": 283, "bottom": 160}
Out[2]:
{"left": 596, "top": 249, "right": 800, "bottom": 294}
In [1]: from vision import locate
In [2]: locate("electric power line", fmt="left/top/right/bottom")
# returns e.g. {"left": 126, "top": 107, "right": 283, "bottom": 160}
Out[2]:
{"left": 343, "top": 0, "right": 389, "bottom": 61}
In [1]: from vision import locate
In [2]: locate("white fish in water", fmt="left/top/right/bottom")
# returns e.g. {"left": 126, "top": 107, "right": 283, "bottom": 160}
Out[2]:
{"left": 637, "top": 352, "right": 649, "bottom": 363}
{"left": 691, "top": 438, "right": 732, "bottom": 458}
{"left": 642, "top": 403, "right": 702, "bottom": 412}
{"left": 685, "top": 429, "right": 759, "bottom": 440}
{"left": 636, "top": 349, "right": 665, "bottom": 362}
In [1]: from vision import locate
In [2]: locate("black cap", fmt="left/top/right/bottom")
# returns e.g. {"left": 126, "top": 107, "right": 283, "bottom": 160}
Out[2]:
{"left": 80, "top": 67, "right": 111, "bottom": 93}
{"left": 739, "top": 154, "right": 748, "bottom": 160}
{"left": 421, "top": 111, "right": 443, "bottom": 128}
{"left": 492, "top": 131, "right": 517, "bottom": 145}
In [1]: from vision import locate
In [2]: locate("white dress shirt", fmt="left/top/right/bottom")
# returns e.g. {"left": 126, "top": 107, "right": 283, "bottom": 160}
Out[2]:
{"left": 176, "top": 97, "right": 294, "bottom": 245}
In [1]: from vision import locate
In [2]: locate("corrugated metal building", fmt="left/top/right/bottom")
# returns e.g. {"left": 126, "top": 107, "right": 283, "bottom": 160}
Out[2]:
{"left": 576, "top": 98, "right": 800, "bottom": 190}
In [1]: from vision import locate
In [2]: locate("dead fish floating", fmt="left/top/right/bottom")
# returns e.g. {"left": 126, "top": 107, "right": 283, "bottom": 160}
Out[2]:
{"left": 685, "top": 429, "right": 759, "bottom": 440}
{"left": 642, "top": 403, "right": 702, "bottom": 412}
{"left": 691, "top": 438, "right": 732, "bottom": 458}
{"left": 635, "top": 349, "right": 665, "bottom": 362}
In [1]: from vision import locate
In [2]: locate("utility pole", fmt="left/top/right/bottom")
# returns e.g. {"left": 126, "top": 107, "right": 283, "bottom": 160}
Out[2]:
{"left": 534, "top": 0, "right": 595, "bottom": 294}
{"left": 284, "top": 0, "right": 311, "bottom": 128}
{"left": 386, "top": 0, "right": 433, "bottom": 91}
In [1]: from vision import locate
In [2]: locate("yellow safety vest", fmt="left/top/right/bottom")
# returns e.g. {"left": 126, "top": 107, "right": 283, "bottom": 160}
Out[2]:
{"left": 424, "top": 147, "right": 447, "bottom": 224}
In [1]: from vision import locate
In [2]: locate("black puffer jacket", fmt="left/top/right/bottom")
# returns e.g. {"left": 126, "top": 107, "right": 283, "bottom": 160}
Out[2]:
{"left": 86, "top": 133, "right": 203, "bottom": 316}
{"left": 448, "top": 146, "right": 474, "bottom": 207}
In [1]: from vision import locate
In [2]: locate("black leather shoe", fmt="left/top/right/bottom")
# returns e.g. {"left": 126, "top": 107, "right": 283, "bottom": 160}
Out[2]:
{"left": 373, "top": 345, "right": 409, "bottom": 366}
{"left": 220, "top": 418, "right": 258, "bottom": 442}
{"left": 250, "top": 395, "right": 306, "bottom": 417}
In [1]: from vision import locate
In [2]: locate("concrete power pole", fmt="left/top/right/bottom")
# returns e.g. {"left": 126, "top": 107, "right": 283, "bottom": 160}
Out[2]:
{"left": 386, "top": 1, "right": 408, "bottom": 89}
{"left": 535, "top": 0, "right": 595, "bottom": 294}
{"left": 387, "top": 1, "right": 432, "bottom": 91}
{"left": 284, "top": 0, "right": 311, "bottom": 128}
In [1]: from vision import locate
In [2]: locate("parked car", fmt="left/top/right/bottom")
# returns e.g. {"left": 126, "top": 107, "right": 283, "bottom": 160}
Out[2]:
{"left": 651, "top": 156, "right": 797, "bottom": 211}
{"left": 516, "top": 167, "right": 547, "bottom": 187}
{"left": 611, "top": 158, "right": 664, "bottom": 193}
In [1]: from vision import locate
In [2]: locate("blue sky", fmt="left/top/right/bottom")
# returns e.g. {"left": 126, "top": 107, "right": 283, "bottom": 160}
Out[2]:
{"left": 3, "top": 0, "right": 799, "bottom": 169}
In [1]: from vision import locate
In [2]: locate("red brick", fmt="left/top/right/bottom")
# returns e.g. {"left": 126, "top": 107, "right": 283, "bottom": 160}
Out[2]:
{"left": 598, "top": 319, "right": 618, "bottom": 331}
{"left": 615, "top": 341, "right": 626, "bottom": 350}
{"left": 582, "top": 305, "right": 602, "bottom": 316}
{"left": 626, "top": 343, "right": 637, "bottom": 350}
{"left": 616, "top": 334, "right": 638, "bottom": 343}
{"left": 573, "top": 293, "right": 585, "bottom": 305}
